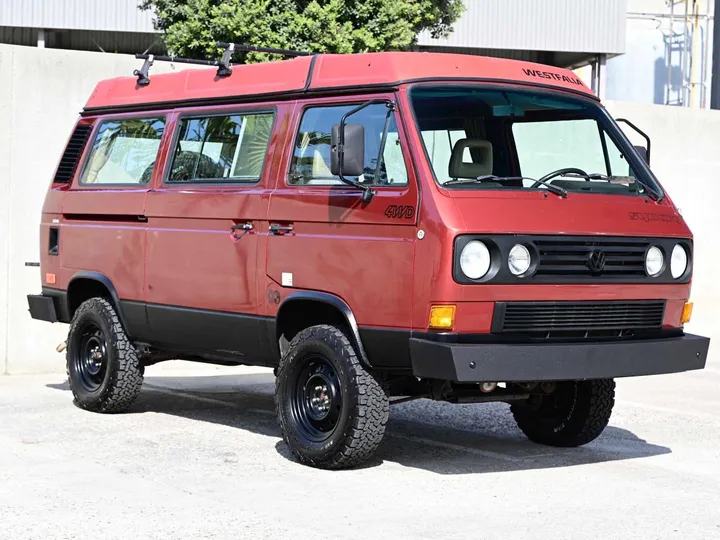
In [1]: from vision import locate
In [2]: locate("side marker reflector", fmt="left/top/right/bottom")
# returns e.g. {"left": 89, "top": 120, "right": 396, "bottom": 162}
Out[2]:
{"left": 681, "top": 302, "right": 694, "bottom": 324}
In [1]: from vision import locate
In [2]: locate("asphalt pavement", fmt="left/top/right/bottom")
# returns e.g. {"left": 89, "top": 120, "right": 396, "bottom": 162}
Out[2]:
{"left": 1, "top": 360, "right": 719, "bottom": 540}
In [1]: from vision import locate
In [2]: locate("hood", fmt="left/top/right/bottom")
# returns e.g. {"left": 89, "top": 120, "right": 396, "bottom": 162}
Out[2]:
{"left": 447, "top": 191, "right": 691, "bottom": 238}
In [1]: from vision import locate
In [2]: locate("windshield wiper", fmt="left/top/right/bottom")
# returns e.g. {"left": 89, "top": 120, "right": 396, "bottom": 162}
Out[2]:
{"left": 444, "top": 175, "right": 567, "bottom": 198}
{"left": 563, "top": 172, "right": 663, "bottom": 202}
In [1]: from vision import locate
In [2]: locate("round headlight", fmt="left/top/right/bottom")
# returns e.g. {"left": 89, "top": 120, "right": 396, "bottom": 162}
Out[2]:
{"left": 671, "top": 244, "right": 688, "bottom": 279}
{"left": 508, "top": 244, "right": 531, "bottom": 276}
{"left": 460, "top": 241, "right": 491, "bottom": 280}
{"left": 645, "top": 246, "right": 664, "bottom": 276}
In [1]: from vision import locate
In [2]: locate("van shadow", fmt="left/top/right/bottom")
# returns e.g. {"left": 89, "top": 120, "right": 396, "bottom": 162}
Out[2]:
{"left": 47, "top": 372, "right": 671, "bottom": 475}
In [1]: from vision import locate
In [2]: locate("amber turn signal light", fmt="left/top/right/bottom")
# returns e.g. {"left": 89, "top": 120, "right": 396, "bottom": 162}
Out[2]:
{"left": 428, "top": 305, "right": 456, "bottom": 330}
{"left": 681, "top": 302, "right": 694, "bottom": 324}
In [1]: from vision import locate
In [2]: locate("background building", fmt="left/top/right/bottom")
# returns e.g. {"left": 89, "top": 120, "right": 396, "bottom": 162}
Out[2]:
{"left": 0, "top": 0, "right": 626, "bottom": 98}
{"left": 603, "top": 0, "right": 715, "bottom": 107}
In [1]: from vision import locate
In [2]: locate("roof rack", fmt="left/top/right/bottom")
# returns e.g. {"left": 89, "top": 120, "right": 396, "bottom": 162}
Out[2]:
{"left": 133, "top": 42, "right": 313, "bottom": 86}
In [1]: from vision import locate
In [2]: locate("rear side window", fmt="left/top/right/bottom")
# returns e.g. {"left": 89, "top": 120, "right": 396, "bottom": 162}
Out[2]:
{"left": 167, "top": 112, "right": 274, "bottom": 183}
{"left": 80, "top": 117, "right": 165, "bottom": 185}
{"left": 290, "top": 104, "right": 408, "bottom": 186}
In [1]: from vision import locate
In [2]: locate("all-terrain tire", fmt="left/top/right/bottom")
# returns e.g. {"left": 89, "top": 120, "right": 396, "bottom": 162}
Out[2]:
{"left": 510, "top": 379, "right": 615, "bottom": 447}
{"left": 275, "top": 324, "right": 389, "bottom": 469}
{"left": 66, "top": 297, "right": 143, "bottom": 413}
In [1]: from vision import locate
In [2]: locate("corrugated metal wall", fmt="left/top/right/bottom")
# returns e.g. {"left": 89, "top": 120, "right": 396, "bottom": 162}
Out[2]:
{"left": 0, "top": 27, "right": 162, "bottom": 54}
{"left": 419, "top": 0, "right": 627, "bottom": 55}
{"left": 0, "top": 0, "right": 626, "bottom": 60}
{"left": 0, "top": 0, "right": 156, "bottom": 33}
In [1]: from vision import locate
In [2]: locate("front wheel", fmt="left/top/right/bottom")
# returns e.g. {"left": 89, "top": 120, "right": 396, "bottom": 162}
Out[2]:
{"left": 510, "top": 379, "right": 615, "bottom": 447}
{"left": 275, "top": 325, "right": 389, "bottom": 469}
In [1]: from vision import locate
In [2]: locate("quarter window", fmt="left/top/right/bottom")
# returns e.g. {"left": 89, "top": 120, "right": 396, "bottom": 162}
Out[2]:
{"left": 168, "top": 112, "right": 274, "bottom": 183}
{"left": 81, "top": 117, "right": 165, "bottom": 184}
{"left": 290, "top": 104, "right": 408, "bottom": 186}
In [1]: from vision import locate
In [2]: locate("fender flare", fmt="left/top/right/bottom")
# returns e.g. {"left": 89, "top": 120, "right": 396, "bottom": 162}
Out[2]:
{"left": 276, "top": 291, "right": 371, "bottom": 368}
{"left": 67, "top": 271, "right": 129, "bottom": 330}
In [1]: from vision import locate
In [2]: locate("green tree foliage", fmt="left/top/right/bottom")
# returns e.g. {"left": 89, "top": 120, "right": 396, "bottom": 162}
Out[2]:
{"left": 140, "top": 0, "right": 464, "bottom": 62}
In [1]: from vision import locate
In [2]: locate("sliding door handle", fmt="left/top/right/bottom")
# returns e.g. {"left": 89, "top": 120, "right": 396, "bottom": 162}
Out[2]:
{"left": 269, "top": 223, "right": 294, "bottom": 235}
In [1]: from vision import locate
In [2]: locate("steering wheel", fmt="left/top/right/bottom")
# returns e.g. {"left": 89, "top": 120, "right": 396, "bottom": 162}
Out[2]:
{"left": 531, "top": 167, "right": 590, "bottom": 188}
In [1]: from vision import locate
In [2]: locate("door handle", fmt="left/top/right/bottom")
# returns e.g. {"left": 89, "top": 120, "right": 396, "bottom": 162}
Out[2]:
{"left": 269, "top": 223, "right": 294, "bottom": 235}
{"left": 230, "top": 222, "right": 253, "bottom": 240}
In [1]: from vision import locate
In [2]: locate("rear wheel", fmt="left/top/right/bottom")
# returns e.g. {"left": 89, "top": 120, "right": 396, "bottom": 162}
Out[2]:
{"left": 510, "top": 379, "right": 615, "bottom": 447}
{"left": 66, "top": 297, "right": 143, "bottom": 413}
{"left": 275, "top": 325, "right": 389, "bottom": 469}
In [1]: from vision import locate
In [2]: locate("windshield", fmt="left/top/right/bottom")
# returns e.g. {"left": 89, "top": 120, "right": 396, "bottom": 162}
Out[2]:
{"left": 410, "top": 85, "right": 662, "bottom": 197}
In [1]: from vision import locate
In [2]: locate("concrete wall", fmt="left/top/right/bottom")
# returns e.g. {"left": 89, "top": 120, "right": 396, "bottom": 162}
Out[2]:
{"left": 0, "top": 45, "right": 718, "bottom": 373}
{"left": 605, "top": 101, "right": 720, "bottom": 352}
{"left": 0, "top": 44, "right": 192, "bottom": 374}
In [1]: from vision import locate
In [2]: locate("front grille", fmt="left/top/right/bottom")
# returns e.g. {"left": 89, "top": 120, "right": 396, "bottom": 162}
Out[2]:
{"left": 533, "top": 238, "right": 648, "bottom": 281}
{"left": 494, "top": 301, "right": 666, "bottom": 334}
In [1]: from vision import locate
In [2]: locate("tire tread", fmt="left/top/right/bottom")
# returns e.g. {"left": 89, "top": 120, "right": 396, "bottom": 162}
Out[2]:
{"left": 276, "top": 324, "right": 389, "bottom": 469}
{"left": 511, "top": 379, "right": 615, "bottom": 447}
{"left": 67, "top": 297, "right": 143, "bottom": 413}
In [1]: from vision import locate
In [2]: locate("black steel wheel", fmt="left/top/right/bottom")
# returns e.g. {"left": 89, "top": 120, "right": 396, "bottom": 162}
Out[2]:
{"left": 66, "top": 297, "right": 143, "bottom": 413}
{"left": 276, "top": 325, "right": 389, "bottom": 469}
{"left": 72, "top": 321, "right": 108, "bottom": 392}
{"left": 511, "top": 379, "right": 615, "bottom": 447}
{"left": 291, "top": 355, "right": 343, "bottom": 442}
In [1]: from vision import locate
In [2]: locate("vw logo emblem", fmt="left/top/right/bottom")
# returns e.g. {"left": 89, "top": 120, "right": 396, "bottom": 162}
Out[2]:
{"left": 587, "top": 250, "right": 606, "bottom": 273}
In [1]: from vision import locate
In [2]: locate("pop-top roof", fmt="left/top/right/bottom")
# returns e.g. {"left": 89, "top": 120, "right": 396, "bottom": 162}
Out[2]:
{"left": 83, "top": 52, "right": 595, "bottom": 112}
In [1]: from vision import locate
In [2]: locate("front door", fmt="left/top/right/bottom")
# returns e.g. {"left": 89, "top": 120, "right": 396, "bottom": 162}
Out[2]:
{"left": 144, "top": 104, "right": 283, "bottom": 363}
{"left": 265, "top": 95, "right": 419, "bottom": 369}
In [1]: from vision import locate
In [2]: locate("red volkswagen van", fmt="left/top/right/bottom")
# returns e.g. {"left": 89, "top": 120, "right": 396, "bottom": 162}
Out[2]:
{"left": 27, "top": 48, "right": 709, "bottom": 469}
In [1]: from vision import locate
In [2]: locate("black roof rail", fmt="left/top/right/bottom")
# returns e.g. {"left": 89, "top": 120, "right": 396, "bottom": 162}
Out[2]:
{"left": 133, "top": 53, "right": 227, "bottom": 86}
{"left": 216, "top": 42, "right": 312, "bottom": 58}
{"left": 133, "top": 43, "right": 313, "bottom": 86}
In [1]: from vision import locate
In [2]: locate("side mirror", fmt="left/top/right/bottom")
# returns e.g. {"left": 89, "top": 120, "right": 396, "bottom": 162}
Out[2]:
{"left": 331, "top": 124, "right": 365, "bottom": 177}
{"left": 633, "top": 145, "right": 649, "bottom": 165}
{"left": 616, "top": 118, "right": 651, "bottom": 166}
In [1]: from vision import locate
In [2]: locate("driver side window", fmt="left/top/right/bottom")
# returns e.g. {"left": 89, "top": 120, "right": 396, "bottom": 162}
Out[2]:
{"left": 289, "top": 104, "right": 408, "bottom": 186}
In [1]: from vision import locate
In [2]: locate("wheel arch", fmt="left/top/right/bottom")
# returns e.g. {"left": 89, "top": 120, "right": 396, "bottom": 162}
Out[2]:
{"left": 275, "top": 292, "right": 371, "bottom": 368}
{"left": 67, "top": 272, "right": 128, "bottom": 329}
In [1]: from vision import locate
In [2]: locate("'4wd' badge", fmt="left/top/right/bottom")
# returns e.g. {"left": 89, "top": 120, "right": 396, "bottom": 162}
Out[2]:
{"left": 385, "top": 205, "right": 415, "bottom": 219}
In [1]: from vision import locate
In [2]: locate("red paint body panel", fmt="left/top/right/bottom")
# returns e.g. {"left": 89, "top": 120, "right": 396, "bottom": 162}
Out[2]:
{"left": 60, "top": 220, "right": 146, "bottom": 301}
{"left": 308, "top": 53, "right": 593, "bottom": 96}
{"left": 83, "top": 53, "right": 593, "bottom": 112}
{"left": 85, "top": 56, "right": 314, "bottom": 110}
{"left": 445, "top": 192, "right": 687, "bottom": 237}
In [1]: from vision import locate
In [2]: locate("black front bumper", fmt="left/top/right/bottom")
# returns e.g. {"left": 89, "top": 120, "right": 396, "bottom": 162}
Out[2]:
{"left": 409, "top": 334, "right": 710, "bottom": 382}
